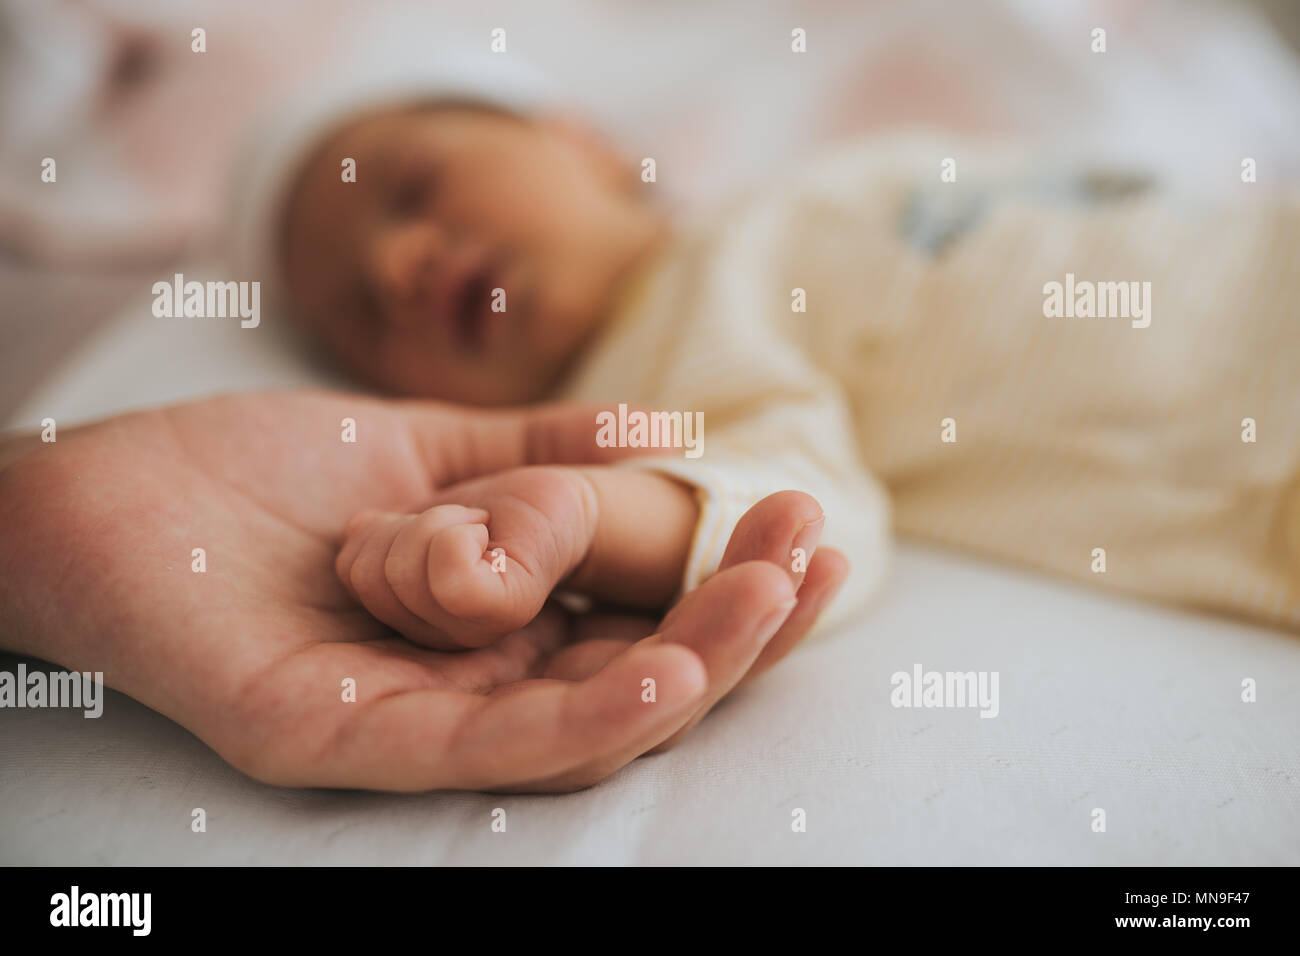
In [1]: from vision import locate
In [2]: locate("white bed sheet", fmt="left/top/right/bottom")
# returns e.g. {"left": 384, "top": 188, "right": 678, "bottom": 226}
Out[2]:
{"left": 2, "top": 280, "right": 1298, "bottom": 865}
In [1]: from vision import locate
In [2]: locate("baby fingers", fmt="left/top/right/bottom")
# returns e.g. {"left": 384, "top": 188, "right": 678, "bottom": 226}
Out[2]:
{"left": 337, "top": 504, "right": 558, "bottom": 650}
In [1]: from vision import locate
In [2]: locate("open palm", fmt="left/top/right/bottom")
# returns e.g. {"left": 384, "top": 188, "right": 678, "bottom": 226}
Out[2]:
{"left": 0, "top": 389, "right": 846, "bottom": 791}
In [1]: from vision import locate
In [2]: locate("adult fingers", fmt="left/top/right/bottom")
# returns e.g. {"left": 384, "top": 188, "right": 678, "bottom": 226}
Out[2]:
{"left": 291, "top": 640, "right": 708, "bottom": 792}
{"left": 542, "top": 550, "right": 848, "bottom": 689}
{"left": 526, "top": 560, "right": 796, "bottom": 788}
{"left": 716, "top": 489, "right": 825, "bottom": 589}
{"left": 540, "top": 611, "right": 659, "bottom": 681}
{"left": 736, "top": 547, "right": 848, "bottom": 684}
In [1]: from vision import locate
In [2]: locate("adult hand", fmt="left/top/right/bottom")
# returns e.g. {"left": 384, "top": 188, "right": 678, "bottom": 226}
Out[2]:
{"left": 0, "top": 390, "right": 846, "bottom": 791}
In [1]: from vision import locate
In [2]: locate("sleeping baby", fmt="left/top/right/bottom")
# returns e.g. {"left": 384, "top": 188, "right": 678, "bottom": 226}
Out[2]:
{"left": 231, "top": 58, "right": 1300, "bottom": 644}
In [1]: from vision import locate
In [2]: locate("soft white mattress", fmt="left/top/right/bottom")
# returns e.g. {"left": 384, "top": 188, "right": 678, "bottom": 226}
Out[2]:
{"left": 2, "top": 280, "right": 1298, "bottom": 865}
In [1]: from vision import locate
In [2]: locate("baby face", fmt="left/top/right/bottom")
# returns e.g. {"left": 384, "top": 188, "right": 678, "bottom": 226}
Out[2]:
{"left": 280, "top": 104, "right": 661, "bottom": 404}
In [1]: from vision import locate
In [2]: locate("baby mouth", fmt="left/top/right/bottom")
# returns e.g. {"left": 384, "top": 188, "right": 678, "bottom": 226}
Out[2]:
{"left": 451, "top": 267, "right": 495, "bottom": 352}
{"left": 440, "top": 249, "right": 522, "bottom": 354}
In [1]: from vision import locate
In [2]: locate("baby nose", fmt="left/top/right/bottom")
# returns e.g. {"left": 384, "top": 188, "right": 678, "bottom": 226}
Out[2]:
{"left": 373, "top": 225, "right": 444, "bottom": 313}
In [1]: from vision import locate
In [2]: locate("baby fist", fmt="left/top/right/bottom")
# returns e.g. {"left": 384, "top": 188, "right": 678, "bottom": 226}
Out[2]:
{"left": 335, "top": 467, "right": 599, "bottom": 650}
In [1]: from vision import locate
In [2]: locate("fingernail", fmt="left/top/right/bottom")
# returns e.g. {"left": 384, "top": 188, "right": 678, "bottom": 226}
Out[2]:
{"left": 757, "top": 598, "right": 798, "bottom": 639}
{"left": 791, "top": 515, "right": 825, "bottom": 566}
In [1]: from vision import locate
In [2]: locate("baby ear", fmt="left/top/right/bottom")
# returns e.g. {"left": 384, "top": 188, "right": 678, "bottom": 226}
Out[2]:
{"left": 535, "top": 112, "right": 638, "bottom": 194}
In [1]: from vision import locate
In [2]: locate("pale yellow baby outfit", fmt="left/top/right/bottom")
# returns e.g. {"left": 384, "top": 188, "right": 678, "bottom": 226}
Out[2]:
{"left": 558, "top": 138, "right": 1300, "bottom": 634}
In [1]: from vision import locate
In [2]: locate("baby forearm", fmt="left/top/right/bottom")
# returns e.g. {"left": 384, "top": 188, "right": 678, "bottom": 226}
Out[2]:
{"left": 565, "top": 467, "right": 698, "bottom": 610}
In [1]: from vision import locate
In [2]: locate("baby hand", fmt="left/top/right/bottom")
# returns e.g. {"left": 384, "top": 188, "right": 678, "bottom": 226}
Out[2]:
{"left": 335, "top": 466, "right": 601, "bottom": 650}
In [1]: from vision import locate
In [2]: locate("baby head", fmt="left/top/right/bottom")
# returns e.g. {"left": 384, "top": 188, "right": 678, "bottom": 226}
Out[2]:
{"left": 235, "top": 60, "right": 664, "bottom": 405}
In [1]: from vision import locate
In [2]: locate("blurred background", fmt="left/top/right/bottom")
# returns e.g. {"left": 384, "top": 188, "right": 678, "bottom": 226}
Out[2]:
{"left": 3, "top": 0, "right": 1300, "bottom": 423}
